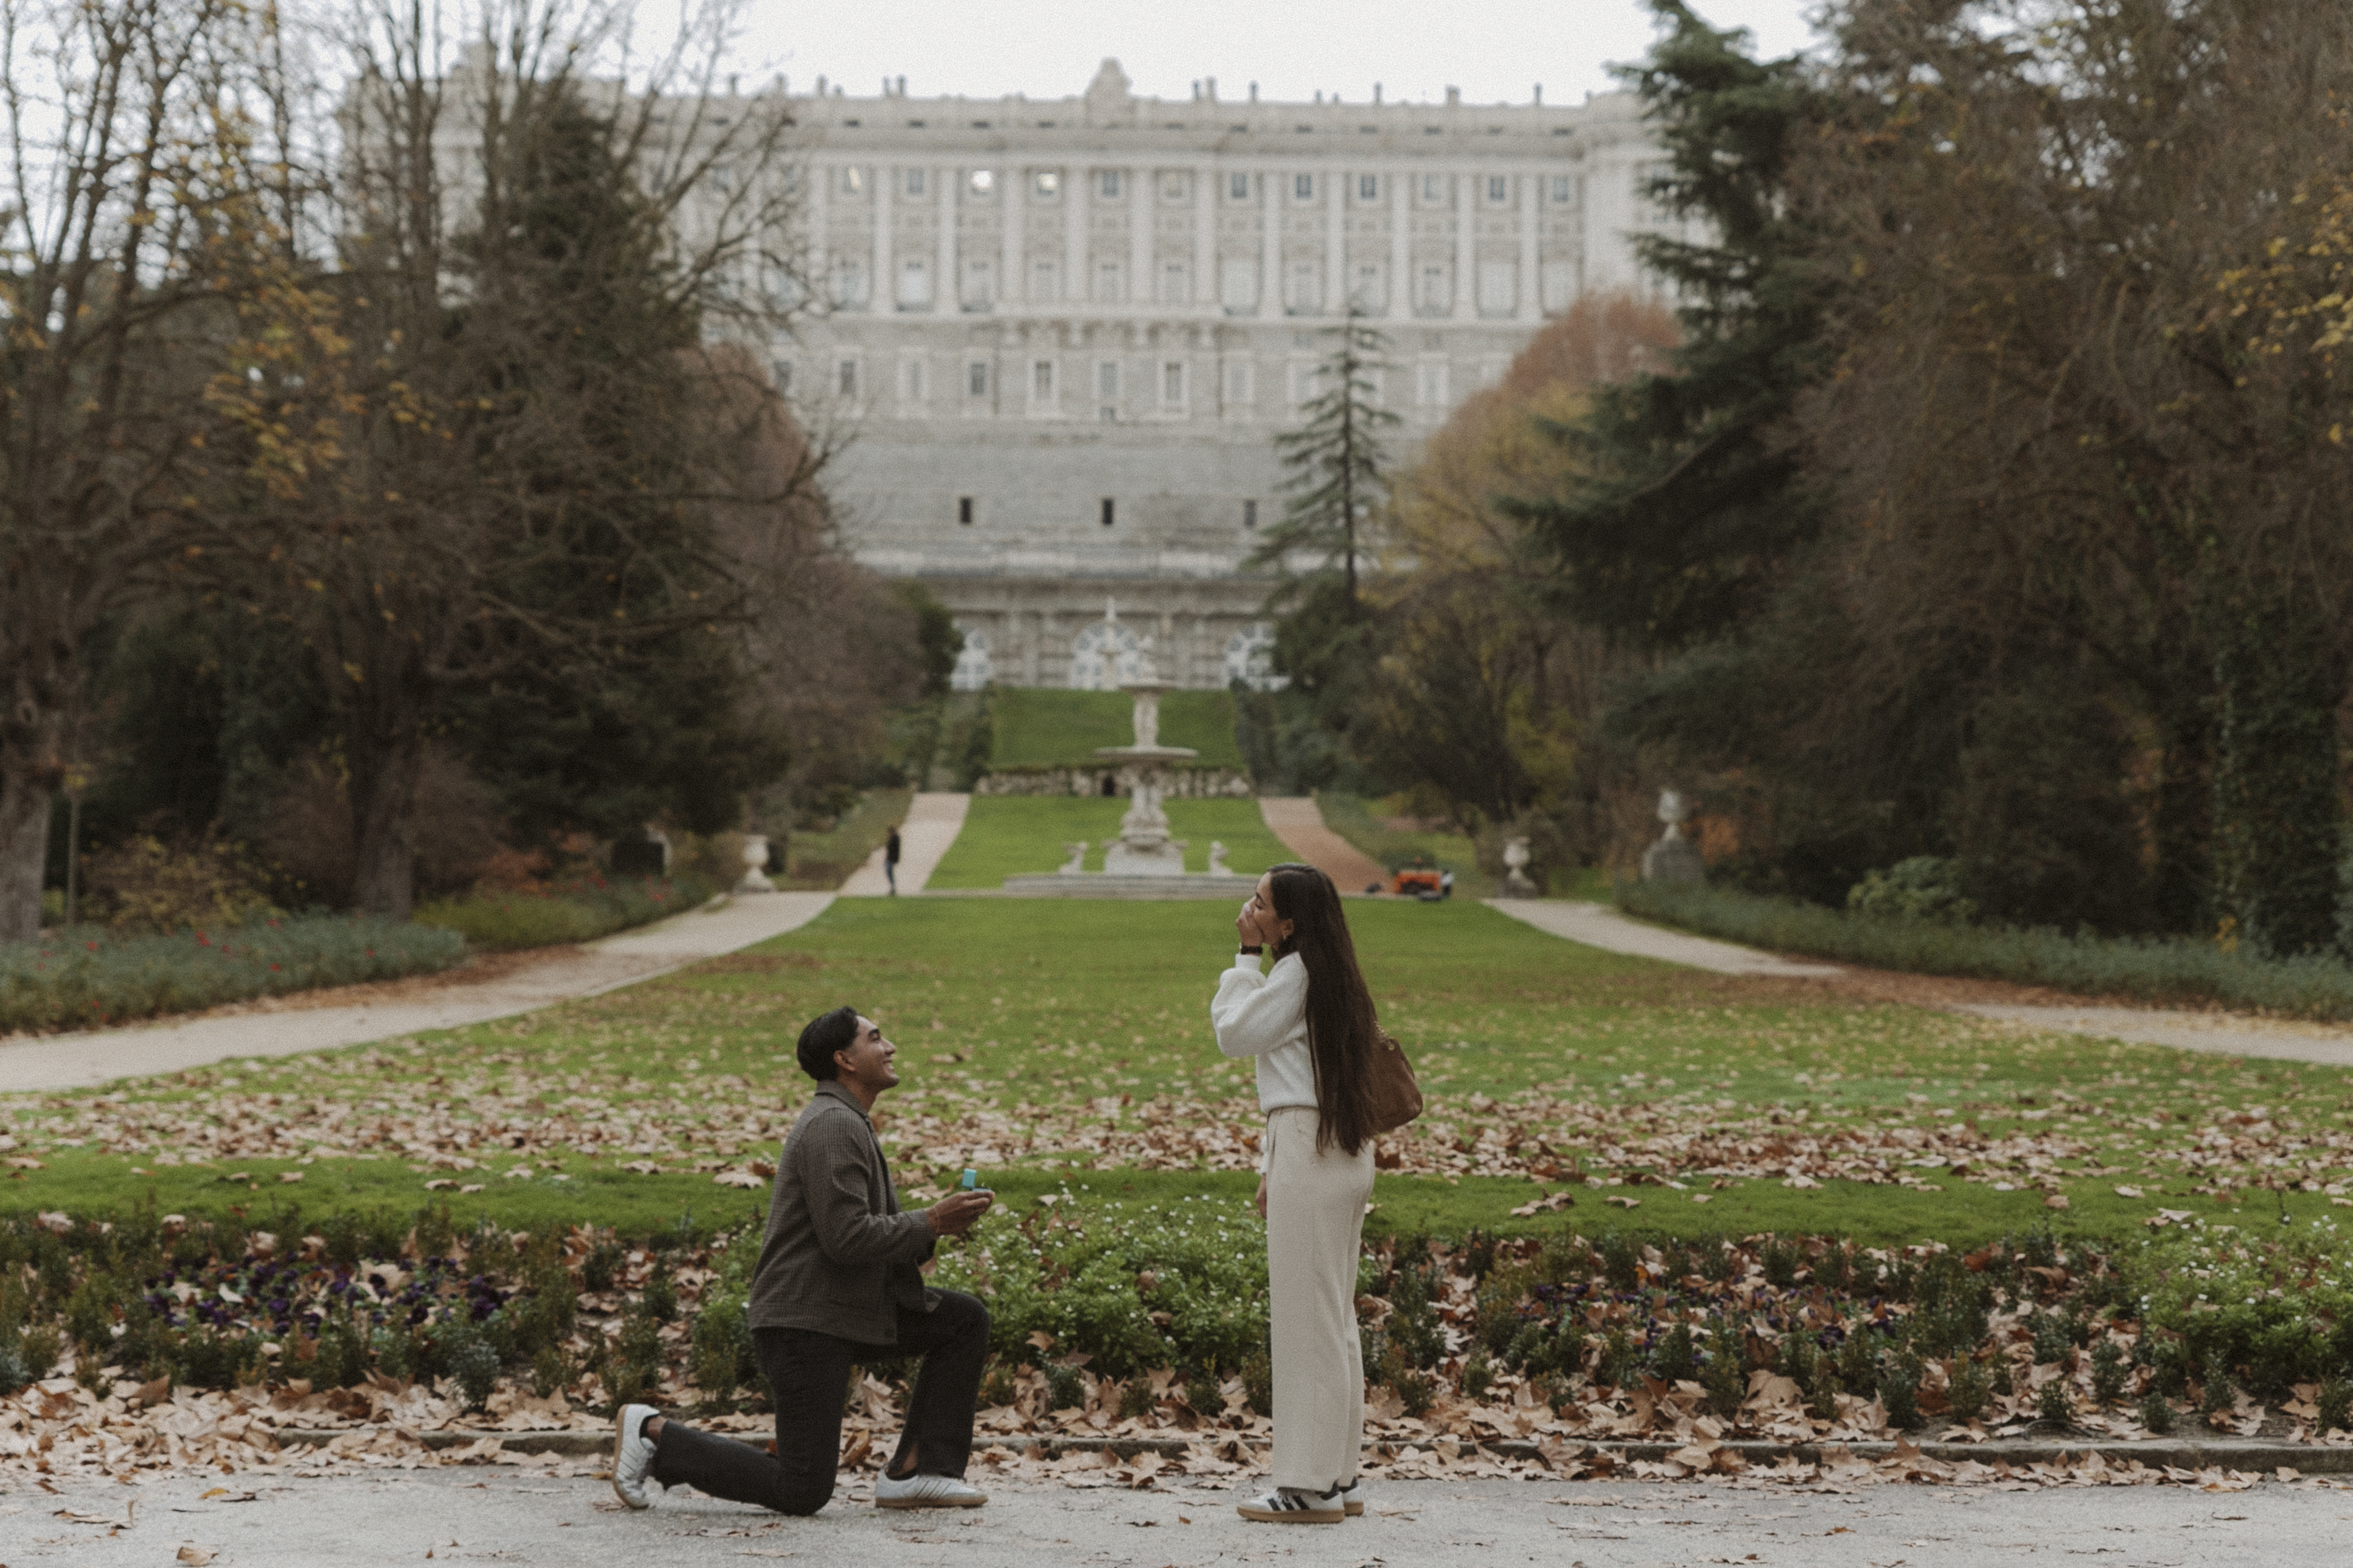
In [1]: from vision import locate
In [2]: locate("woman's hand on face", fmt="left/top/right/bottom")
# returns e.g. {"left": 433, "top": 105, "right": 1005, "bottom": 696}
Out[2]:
{"left": 1235, "top": 898, "right": 1263, "bottom": 947}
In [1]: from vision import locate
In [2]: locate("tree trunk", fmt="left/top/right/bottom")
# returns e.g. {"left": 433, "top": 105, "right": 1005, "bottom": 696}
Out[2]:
{"left": 0, "top": 766, "right": 53, "bottom": 945}
{"left": 2147, "top": 688, "right": 2214, "bottom": 937}
{"left": 349, "top": 729, "right": 427, "bottom": 920}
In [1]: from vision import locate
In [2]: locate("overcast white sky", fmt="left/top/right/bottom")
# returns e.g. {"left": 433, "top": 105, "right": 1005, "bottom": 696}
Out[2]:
{"left": 725, "top": 1, "right": 1823, "bottom": 107}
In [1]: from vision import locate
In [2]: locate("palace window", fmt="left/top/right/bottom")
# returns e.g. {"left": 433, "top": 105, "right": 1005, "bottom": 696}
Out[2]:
{"left": 958, "top": 496, "right": 975, "bottom": 525}
{"left": 1357, "top": 173, "right": 1379, "bottom": 202}
{"left": 968, "top": 361, "right": 989, "bottom": 397}
{"left": 1034, "top": 170, "right": 1060, "bottom": 197}
{"left": 1229, "top": 171, "right": 1251, "bottom": 201}
{"left": 837, "top": 358, "right": 859, "bottom": 397}
{"left": 838, "top": 166, "right": 865, "bottom": 196}
{"left": 1161, "top": 360, "right": 1186, "bottom": 409}
{"left": 1243, "top": 498, "right": 1258, "bottom": 528}
{"left": 1100, "top": 497, "right": 1116, "bottom": 527}
{"left": 1421, "top": 173, "right": 1445, "bottom": 204}
{"left": 1550, "top": 175, "right": 1573, "bottom": 203}
{"left": 1487, "top": 174, "right": 1509, "bottom": 204}
{"left": 1100, "top": 169, "right": 1123, "bottom": 199}
{"left": 906, "top": 168, "right": 926, "bottom": 197}
{"left": 1293, "top": 172, "right": 1315, "bottom": 202}
{"left": 1162, "top": 170, "right": 1188, "bottom": 201}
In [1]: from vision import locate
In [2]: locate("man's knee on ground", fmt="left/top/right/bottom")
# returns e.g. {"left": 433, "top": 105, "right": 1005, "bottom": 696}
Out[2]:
{"left": 775, "top": 1476, "right": 835, "bottom": 1517}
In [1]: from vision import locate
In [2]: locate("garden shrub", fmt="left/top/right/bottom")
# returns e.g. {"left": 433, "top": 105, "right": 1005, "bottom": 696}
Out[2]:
{"left": 1620, "top": 877, "right": 2353, "bottom": 1018}
{"left": 1846, "top": 856, "right": 1977, "bottom": 925}
{"left": 928, "top": 1191, "right": 1269, "bottom": 1379}
{"left": 0, "top": 914, "right": 465, "bottom": 1034}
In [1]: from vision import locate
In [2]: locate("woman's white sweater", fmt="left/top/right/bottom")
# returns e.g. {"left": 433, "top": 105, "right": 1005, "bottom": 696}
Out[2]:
{"left": 1210, "top": 950, "right": 1318, "bottom": 1114}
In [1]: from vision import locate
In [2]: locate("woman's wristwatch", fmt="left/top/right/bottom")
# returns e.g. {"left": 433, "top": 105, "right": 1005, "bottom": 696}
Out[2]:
{"left": 1238, "top": 944, "right": 1264, "bottom": 956}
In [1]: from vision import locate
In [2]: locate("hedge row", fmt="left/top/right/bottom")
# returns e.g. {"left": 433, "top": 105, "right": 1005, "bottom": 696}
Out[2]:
{"left": 412, "top": 873, "right": 718, "bottom": 951}
{"left": 1617, "top": 878, "right": 2353, "bottom": 1018}
{"left": 0, "top": 915, "right": 467, "bottom": 1036}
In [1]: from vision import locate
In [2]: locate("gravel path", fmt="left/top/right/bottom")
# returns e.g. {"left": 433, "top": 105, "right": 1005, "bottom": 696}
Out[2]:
{"left": 1258, "top": 797, "right": 1388, "bottom": 892}
{"left": 842, "top": 792, "right": 971, "bottom": 896}
{"left": 1484, "top": 899, "right": 1845, "bottom": 977}
{"left": 8, "top": 1468, "right": 2342, "bottom": 1567}
{"left": 0, "top": 892, "right": 835, "bottom": 1094}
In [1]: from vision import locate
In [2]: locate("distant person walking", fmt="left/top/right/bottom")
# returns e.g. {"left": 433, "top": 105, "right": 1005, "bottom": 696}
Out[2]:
{"left": 885, "top": 826, "right": 903, "bottom": 895}
{"left": 609, "top": 1007, "right": 995, "bottom": 1515}
{"left": 1211, "top": 862, "right": 1381, "bottom": 1525}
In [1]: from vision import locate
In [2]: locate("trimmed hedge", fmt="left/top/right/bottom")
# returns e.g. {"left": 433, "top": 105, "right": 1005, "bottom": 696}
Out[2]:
{"left": 1617, "top": 878, "right": 2353, "bottom": 1018}
{"left": 413, "top": 873, "right": 718, "bottom": 951}
{"left": 0, "top": 916, "right": 467, "bottom": 1036}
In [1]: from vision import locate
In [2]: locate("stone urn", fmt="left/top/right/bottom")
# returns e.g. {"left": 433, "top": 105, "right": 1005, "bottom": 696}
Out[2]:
{"left": 1639, "top": 789, "right": 1705, "bottom": 885}
{"left": 737, "top": 833, "right": 777, "bottom": 894}
{"left": 1500, "top": 836, "right": 1539, "bottom": 898}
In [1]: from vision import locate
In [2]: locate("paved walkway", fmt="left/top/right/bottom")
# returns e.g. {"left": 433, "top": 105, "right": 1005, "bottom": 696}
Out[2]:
{"left": 0, "top": 893, "right": 834, "bottom": 1094}
{"left": 1958, "top": 1002, "right": 2353, "bottom": 1069}
{"left": 1489, "top": 899, "right": 2353, "bottom": 1069}
{"left": 15, "top": 1468, "right": 2340, "bottom": 1566}
{"left": 1259, "top": 796, "right": 1388, "bottom": 891}
{"left": 840, "top": 792, "right": 970, "bottom": 896}
{"left": 1486, "top": 898, "right": 1845, "bottom": 977}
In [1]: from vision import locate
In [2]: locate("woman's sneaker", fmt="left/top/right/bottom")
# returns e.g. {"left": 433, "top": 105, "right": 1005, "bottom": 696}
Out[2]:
{"left": 1335, "top": 1478, "right": 1366, "bottom": 1516}
{"left": 1236, "top": 1485, "right": 1344, "bottom": 1523}
{"left": 609, "top": 1404, "right": 660, "bottom": 1509}
{"left": 874, "top": 1470, "right": 989, "bottom": 1509}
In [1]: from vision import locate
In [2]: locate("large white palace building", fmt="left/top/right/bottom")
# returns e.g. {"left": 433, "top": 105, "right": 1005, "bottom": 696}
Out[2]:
{"left": 778, "top": 61, "right": 1669, "bottom": 690}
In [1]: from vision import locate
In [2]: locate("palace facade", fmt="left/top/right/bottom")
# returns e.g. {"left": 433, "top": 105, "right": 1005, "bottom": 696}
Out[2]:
{"left": 778, "top": 61, "right": 1670, "bottom": 689}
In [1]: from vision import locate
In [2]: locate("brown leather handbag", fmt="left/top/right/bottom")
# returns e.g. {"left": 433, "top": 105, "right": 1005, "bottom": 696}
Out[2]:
{"left": 1364, "top": 1024, "right": 1424, "bottom": 1135}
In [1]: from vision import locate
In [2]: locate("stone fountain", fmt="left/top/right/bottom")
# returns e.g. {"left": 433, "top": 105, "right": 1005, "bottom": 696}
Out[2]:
{"left": 1093, "top": 677, "right": 1196, "bottom": 875}
{"left": 999, "top": 625, "right": 1248, "bottom": 897}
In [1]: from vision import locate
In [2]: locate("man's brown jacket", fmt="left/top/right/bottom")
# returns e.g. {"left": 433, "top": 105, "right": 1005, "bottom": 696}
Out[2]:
{"left": 746, "top": 1080, "right": 937, "bottom": 1344}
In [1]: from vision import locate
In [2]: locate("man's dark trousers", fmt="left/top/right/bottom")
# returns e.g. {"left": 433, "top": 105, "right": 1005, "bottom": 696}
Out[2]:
{"left": 648, "top": 1289, "right": 989, "bottom": 1515}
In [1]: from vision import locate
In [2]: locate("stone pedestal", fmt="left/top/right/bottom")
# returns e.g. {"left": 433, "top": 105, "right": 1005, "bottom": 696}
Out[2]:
{"left": 1639, "top": 789, "right": 1705, "bottom": 885}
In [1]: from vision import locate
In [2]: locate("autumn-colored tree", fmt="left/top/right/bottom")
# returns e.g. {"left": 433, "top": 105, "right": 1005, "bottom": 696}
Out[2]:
{"left": 0, "top": 0, "right": 308, "bottom": 942}
{"left": 1365, "top": 294, "right": 1677, "bottom": 834}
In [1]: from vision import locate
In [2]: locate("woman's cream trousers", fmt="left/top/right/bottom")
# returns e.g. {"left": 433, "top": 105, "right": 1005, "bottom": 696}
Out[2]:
{"left": 1263, "top": 1106, "right": 1376, "bottom": 1492}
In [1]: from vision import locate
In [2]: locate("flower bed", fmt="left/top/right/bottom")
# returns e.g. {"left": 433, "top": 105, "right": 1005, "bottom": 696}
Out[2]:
{"left": 412, "top": 873, "right": 718, "bottom": 951}
{"left": 0, "top": 916, "right": 466, "bottom": 1036}
{"left": 6, "top": 1198, "right": 2353, "bottom": 1484}
{"left": 1617, "top": 878, "right": 2353, "bottom": 1019}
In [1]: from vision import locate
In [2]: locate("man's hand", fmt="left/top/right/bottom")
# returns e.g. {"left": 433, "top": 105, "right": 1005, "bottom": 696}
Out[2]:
{"left": 1254, "top": 1173, "right": 1268, "bottom": 1221}
{"left": 925, "top": 1189, "right": 995, "bottom": 1237}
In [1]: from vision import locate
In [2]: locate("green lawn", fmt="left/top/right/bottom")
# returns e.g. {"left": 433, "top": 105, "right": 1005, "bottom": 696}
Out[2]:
{"left": 924, "top": 796, "right": 1295, "bottom": 886}
{"left": 8, "top": 898, "right": 2353, "bottom": 1249}
{"left": 989, "top": 687, "right": 1244, "bottom": 769}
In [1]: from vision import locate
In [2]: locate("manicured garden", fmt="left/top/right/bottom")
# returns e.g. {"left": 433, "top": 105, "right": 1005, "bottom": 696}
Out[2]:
{"left": 10, "top": 895, "right": 2353, "bottom": 1450}
{"left": 924, "top": 795, "right": 1295, "bottom": 886}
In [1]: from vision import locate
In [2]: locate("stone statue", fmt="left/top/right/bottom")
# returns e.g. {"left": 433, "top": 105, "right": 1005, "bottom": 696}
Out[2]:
{"left": 1640, "top": 788, "right": 1705, "bottom": 885}
{"left": 1058, "top": 841, "right": 1087, "bottom": 875}
{"left": 1130, "top": 685, "right": 1162, "bottom": 750}
{"left": 1207, "top": 840, "right": 1234, "bottom": 876}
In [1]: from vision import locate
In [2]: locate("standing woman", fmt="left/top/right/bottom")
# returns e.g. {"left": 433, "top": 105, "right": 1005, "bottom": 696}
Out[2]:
{"left": 1212, "top": 862, "right": 1380, "bottom": 1525}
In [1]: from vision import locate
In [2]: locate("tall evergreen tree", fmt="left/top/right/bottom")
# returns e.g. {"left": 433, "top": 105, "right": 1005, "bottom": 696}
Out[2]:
{"left": 1507, "top": 0, "right": 1829, "bottom": 647}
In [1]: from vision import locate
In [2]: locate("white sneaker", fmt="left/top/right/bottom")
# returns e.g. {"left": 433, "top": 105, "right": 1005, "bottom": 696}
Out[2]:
{"left": 874, "top": 1470, "right": 989, "bottom": 1509}
{"left": 610, "top": 1404, "right": 660, "bottom": 1509}
{"left": 1335, "top": 1478, "right": 1366, "bottom": 1517}
{"left": 1236, "top": 1485, "right": 1344, "bottom": 1523}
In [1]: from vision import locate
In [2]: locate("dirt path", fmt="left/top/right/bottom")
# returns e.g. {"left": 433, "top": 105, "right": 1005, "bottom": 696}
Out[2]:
{"left": 1258, "top": 796, "right": 1389, "bottom": 890}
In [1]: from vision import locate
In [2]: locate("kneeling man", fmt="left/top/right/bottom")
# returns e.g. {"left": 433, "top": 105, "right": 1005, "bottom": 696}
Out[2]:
{"left": 611, "top": 1006, "right": 996, "bottom": 1513}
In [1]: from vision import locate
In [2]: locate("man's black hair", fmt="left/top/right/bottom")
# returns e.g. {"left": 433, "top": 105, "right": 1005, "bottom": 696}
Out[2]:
{"left": 797, "top": 1006, "right": 861, "bottom": 1081}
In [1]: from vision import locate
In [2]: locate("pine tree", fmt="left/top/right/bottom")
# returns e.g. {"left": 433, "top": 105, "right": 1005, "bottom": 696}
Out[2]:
{"left": 1251, "top": 306, "right": 1399, "bottom": 610}
{"left": 1507, "top": 0, "right": 1829, "bottom": 647}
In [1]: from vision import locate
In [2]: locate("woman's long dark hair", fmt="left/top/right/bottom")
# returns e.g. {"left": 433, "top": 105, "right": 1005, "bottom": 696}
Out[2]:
{"left": 1267, "top": 862, "right": 1379, "bottom": 1157}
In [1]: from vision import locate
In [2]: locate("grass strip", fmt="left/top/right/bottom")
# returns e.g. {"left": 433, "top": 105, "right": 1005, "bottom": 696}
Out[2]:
{"left": 987, "top": 687, "right": 1244, "bottom": 769}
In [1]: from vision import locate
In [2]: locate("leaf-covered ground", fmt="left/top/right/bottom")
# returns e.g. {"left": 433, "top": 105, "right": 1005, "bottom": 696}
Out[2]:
{"left": 6, "top": 899, "right": 2353, "bottom": 1244}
